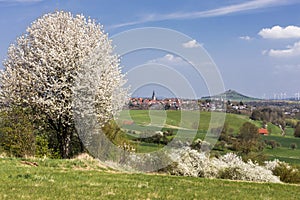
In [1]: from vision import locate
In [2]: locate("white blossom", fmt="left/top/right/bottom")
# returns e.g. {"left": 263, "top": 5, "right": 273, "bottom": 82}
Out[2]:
{"left": 264, "top": 159, "right": 282, "bottom": 171}
{"left": 0, "top": 11, "right": 128, "bottom": 157}
{"left": 169, "top": 147, "right": 281, "bottom": 183}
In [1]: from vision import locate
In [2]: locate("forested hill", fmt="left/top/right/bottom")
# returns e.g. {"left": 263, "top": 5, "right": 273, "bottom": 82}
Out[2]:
{"left": 202, "top": 89, "right": 260, "bottom": 102}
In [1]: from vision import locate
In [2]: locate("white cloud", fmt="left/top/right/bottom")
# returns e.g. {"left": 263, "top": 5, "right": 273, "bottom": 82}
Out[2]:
{"left": 239, "top": 36, "right": 252, "bottom": 41}
{"left": 111, "top": 0, "right": 297, "bottom": 29}
{"left": 259, "top": 25, "right": 300, "bottom": 39}
{"left": 260, "top": 26, "right": 300, "bottom": 57}
{"left": 265, "top": 41, "right": 300, "bottom": 57}
{"left": 182, "top": 40, "right": 201, "bottom": 48}
{"left": 148, "top": 54, "right": 190, "bottom": 67}
{"left": 183, "top": 0, "right": 290, "bottom": 18}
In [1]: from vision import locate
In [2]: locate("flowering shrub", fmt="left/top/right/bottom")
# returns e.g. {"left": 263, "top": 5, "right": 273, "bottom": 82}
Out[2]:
{"left": 169, "top": 147, "right": 212, "bottom": 177}
{"left": 264, "top": 159, "right": 281, "bottom": 171}
{"left": 167, "top": 147, "right": 281, "bottom": 183}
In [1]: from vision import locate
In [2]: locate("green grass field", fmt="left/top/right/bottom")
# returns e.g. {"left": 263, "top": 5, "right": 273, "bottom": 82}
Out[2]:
{"left": 263, "top": 135, "right": 300, "bottom": 164}
{"left": 1, "top": 157, "right": 300, "bottom": 200}
{"left": 119, "top": 110, "right": 282, "bottom": 135}
{"left": 119, "top": 110, "right": 300, "bottom": 164}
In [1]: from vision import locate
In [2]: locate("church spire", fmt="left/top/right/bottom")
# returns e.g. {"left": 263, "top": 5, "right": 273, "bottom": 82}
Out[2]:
{"left": 152, "top": 90, "right": 156, "bottom": 100}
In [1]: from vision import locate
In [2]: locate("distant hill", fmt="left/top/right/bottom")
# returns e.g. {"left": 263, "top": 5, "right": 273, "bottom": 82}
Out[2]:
{"left": 201, "top": 89, "right": 260, "bottom": 102}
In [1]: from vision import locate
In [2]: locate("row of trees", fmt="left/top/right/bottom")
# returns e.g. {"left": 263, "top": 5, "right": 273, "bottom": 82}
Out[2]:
{"left": 250, "top": 108, "right": 285, "bottom": 129}
{"left": 250, "top": 107, "right": 300, "bottom": 138}
{"left": 0, "top": 11, "right": 128, "bottom": 158}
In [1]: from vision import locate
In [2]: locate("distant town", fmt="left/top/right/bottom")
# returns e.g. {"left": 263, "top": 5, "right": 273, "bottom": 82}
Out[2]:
{"left": 128, "top": 89, "right": 300, "bottom": 118}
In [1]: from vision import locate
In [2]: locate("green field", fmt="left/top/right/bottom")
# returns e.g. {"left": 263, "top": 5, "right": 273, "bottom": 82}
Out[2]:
{"left": 263, "top": 135, "right": 300, "bottom": 164}
{"left": 119, "top": 110, "right": 300, "bottom": 164}
{"left": 1, "top": 157, "right": 300, "bottom": 200}
{"left": 119, "top": 110, "right": 282, "bottom": 135}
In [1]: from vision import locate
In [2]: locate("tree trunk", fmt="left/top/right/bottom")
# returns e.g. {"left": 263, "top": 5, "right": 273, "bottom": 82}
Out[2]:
{"left": 60, "top": 129, "right": 74, "bottom": 158}
{"left": 48, "top": 117, "right": 76, "bottom": 158}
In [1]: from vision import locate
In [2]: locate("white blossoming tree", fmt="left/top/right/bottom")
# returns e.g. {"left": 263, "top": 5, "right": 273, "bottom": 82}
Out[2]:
{"left": 0, "top": 11, "right": 127, "bottom": 158}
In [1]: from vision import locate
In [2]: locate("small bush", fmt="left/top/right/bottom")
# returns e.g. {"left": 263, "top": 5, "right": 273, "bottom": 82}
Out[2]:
{"left": 35, "top": 135, "right": 53, "bottom": 158}
{"left": 264, "top": 140, "right": 281, "bottom": 149}
{"left": 241, "top": 152, "right": 267, "bottom": 165}
{"left": 285, "top": 118, "right": 298, "bottom": 128}
{"left": 214, "top": 141, "right": 226, "bottom": 151}
{"left": 218, "top": 167, "right": 243, "bottom": 180}
{"left": 272, "top": 163, "right": 300, "bottom": 183}
{"left": 0, "top": 107, "right": 35, "bottom": 157}
{"left": 294, "top": 122, "right": 300, "bottom": 138}
{"left": 191, "top": 139, "right": 211, "bottom": 151}
{"left": 290, "top": 143, "right": 297, "bottom": 150}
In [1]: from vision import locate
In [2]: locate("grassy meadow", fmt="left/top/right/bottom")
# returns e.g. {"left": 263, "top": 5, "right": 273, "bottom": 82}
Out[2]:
{"left": 119, "top": 110, "right": 282, "bottom": 135}
{"left": 263, "top": 135, "right": 300, "bottom": 164}
{"left": 1, "top": 157, "right": 300, "bottom": 200}
{"left": 119, "top": 110, "right": 300, "bottom": 164}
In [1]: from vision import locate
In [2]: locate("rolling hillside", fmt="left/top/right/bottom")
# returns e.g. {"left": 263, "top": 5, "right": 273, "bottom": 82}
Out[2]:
{"left": 202, "top": 89, "right": 260, "bottom": 102}
{"left": 119, "top": 110, "right": 281, "bottom": 135}
{"left": 119, "top": 110, "right": 283, "bottom": 153}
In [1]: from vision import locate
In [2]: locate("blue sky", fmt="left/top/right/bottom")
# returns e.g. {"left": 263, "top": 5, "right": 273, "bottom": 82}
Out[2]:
{"left": 1, "top": 0, "right": 300, "bottom": 99}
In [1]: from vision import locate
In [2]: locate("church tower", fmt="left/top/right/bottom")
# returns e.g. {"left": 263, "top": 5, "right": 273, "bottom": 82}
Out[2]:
{"left": 151, "top": 90, "right": 156, "bottom": 101}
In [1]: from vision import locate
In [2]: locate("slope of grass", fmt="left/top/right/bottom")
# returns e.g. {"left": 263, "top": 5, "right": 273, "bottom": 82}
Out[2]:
{"left": 0, "top": 157, "right": 300, "bottom": 200}
{"left": 263, "top": 135, "right": 300, "bottom": 164}
{"left": 120, "top": 110, "right": 282, "bottom": 135}
{"left": 119, "top": 110, "right": 300, "bottom": 165}
{"left": 120, "top": 110, "right": 285, "bottom": 153}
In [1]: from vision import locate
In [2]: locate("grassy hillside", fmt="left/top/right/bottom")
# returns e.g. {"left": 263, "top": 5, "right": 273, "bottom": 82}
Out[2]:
{"left": 119, "top": 110, "right": 282, "bottom": 136}
{"left": 263, "top": 135, "right": 300, "bottom": 164}
{"left": 0, "top": 157, "right": 300, "bottom": 200}
{"left": 119, "top": 110, "right": 300, "bottom": 164}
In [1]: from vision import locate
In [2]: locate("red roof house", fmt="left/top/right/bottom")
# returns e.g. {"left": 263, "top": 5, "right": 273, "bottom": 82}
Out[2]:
{"left": 258, "top": 128, "right": 268, "bottom": 135}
